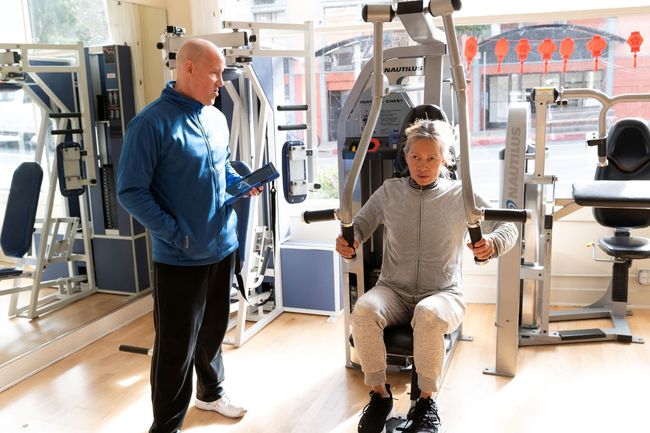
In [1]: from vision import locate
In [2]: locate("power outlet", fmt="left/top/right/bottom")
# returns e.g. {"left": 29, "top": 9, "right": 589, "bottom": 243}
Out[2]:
{"left": 638, "top": 269, "right": 650, "bottom": 286}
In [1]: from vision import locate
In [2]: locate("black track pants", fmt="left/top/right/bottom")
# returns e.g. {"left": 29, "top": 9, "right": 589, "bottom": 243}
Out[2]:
{"left": 149, "top": 252, "right": 235, "bottom": 433}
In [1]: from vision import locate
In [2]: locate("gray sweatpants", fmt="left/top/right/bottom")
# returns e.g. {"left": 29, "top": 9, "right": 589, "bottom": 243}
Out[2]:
{"left": 351, "top": 286, "right": 466, "bottom": 392}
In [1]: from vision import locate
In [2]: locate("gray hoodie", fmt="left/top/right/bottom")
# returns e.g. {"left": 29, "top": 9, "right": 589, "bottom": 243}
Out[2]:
{"left": 353, "top": 177, "right": 518, "bottom": 297}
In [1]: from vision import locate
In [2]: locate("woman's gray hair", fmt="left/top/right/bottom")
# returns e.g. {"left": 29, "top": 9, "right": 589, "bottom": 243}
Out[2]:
{"left": 403, "top": 118, "right": 454, "bottom": 164}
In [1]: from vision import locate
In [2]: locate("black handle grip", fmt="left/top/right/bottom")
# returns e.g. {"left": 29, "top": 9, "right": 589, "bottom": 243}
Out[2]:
{"left": 483, "top": 208, "right": 529, "bottom": 223}
{"left": 302, "top": 208, "right": 338, "bottom": 224}
{"left": 119, "top": 344, "right": 151, "bottom": 355}
{"left": 468, "top": 225, "right": 487, "bottom": 265}
{"left": 342, "top": 225, "right": 356, "bottom": 260}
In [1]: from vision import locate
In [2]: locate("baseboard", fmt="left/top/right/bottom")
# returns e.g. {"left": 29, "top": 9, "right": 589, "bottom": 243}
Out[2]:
{"left": 0, "top": 294, "right": 153, "bottom": 392}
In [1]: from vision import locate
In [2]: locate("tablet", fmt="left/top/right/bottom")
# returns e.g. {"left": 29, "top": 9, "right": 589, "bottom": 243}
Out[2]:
{"left": 225, "top": 162, "right": 280, "bottom": 205}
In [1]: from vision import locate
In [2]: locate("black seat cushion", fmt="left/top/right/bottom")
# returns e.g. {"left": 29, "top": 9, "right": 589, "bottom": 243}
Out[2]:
{"left": 349, "top": 325, "right": 414, "bottom": 357}
{"left": 598, "top": 235, "right": 650, "bottom": 260}
{"left": 593, "top": 119, "right": 650, "bottom": 229}
{"left": 0, "top": 267, "right": 23, "bottom": 278}
{"left": 383, "top": 325, "right": 414, "bottom": 356}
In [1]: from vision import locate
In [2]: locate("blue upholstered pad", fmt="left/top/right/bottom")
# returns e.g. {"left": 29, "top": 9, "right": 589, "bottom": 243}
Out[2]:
{"left": 0, "top": 162, "right": 43, "bottom": 258}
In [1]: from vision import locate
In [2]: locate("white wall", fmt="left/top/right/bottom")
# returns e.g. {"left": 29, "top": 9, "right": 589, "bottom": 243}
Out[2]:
{"left": 462, "top": 207, "right": 650, "bottom": 307}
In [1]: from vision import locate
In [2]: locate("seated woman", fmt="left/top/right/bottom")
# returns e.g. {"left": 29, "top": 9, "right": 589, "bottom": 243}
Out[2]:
{"left": 335, "top": 119, "right": 517, "bottom": 433}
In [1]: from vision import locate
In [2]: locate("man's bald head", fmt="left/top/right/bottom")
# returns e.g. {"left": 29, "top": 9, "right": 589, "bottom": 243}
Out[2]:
{"left": 174, "top": 38, "right": 225, "bottom": 106}
{"left": 176, "top": 38, "right": 222, "bottom": 67}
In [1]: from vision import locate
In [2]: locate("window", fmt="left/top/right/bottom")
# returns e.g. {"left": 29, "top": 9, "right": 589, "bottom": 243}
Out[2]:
{"left": 466, "top": 18, "right": 647, "bottom": 199}
{"left": 27, "top": 0, "right": 110, "bottom": 45}
{"left": 253, "top": 11, "right": 285, "bottom": 22}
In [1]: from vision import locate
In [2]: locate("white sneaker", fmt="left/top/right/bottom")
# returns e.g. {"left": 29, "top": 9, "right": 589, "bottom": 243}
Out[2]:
{"left": 195, "top": 394, "right": 247, "bottom": 418}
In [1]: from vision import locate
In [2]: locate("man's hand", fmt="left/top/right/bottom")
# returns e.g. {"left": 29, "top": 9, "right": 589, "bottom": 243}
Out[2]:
{"left": 466, "top": 237, "right": 494, "bottom": 261}
{"left": 245, "top": 186, "right": 263, "bottom": 197}
{"left": 336, "top": 234, "right": 359, "bottom": 259}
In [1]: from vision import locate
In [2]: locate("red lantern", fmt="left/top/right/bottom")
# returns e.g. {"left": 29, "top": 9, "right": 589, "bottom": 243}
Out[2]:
{"left": 559, "top": 37, "right": 574, "bottom": 72}
{"left": 537, "top": 38, "right": 557, "bottom": 74}
{"left": 495, "top": 38, "right": 509, "bottom": 73}
{"left": 586, "top": 35, "right": 607, "bottom": 71}
{"left": 627, "top": 31, "right": 644, "bottom": 68}
{"left": 515, "top": 39, "right": 531, "bottom": 74}
{"left": 464, "top": 36, "right": 478, "bottom": 72}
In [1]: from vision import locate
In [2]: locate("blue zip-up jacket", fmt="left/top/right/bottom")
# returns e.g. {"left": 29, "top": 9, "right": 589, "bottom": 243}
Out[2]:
{"left": 117, "top": 81, "right": 242, "bottom": 266}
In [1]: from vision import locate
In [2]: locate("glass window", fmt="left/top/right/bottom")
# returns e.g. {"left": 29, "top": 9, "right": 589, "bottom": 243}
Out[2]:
{"left": 27, "top": 0, "right": 110, "bottom": 45}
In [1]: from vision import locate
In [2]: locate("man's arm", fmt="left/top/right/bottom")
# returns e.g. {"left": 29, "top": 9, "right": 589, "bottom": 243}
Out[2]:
{"left": 117, "top": 117, "right": 183, "bottom": 247}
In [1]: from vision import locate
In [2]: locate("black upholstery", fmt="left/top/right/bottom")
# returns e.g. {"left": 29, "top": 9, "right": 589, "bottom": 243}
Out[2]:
{"left": 593, "top": 118, "right": 650, "bottom": 229}
{"left": 577, "top": 118, "right": 650, "bottom": 306}
{"left": 598, "top": 233, "right": 650, "bottom": 260}
{"left": 393, "top": 104, "right": 449, "bottom": 178}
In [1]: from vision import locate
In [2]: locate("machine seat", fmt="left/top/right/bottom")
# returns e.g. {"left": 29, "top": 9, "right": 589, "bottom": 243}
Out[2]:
{"left": 349, "top": 325, "right": 451, "bottom": 358}
{"left": 0, "top": 267, "right": 23, "bottom": 278}
{"left": 572, "top": 180, "right": 650, "bottom": 208}
{"left": 349, "top": 325, "right": 415, "bottom": 357}
{"left": 383, "top": 325, "right": 414, "bottom": 356}
{"left": 598, "top": 235, "right": 650, "bottom": 259}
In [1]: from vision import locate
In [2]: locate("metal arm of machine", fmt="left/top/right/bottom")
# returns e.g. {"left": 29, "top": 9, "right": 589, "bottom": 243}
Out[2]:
{"left": 301, "top": 4, "right": 395, "bottom": 255}
{"left": 559, "top": 88, "right": 650, "bottom": 167}
{"left": 429, "top": 1, "right": 530, "bottom": 264}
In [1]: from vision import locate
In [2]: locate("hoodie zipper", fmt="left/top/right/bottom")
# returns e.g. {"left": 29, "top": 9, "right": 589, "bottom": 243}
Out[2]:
{"left": 415, "top": 186, "right": 423, "bottom": 294}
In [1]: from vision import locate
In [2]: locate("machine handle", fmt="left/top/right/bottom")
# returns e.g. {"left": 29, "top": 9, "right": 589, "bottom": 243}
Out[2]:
{"left": 483, "top": 208, "right": 530, "bottom": 223}
{"left": 342, "top": 224, "right": 356, "bottom": 260}
{"left": 302, "top": 208, "right": 338, "bottom": 224}
{"left": 119, "top": 344, "right": 151, "bottom": 355}
{"left": 468, "top": 224, "right": 487, "bottom": 265}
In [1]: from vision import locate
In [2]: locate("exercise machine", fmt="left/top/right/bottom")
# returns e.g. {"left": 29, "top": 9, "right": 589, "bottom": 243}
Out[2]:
{"left": 155, "top": 21, "right": 322, "bottom": 346}
{"left": 0, "top": 43, "right": 98, "bottom": 318}
{"left": 302, "top": 1, "right": 529, "bottom": 430}
{"left": 488, "top": 87, "right": 650, "bottom": 377}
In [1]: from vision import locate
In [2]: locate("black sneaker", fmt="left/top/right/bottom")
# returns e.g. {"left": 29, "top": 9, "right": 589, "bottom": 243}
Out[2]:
{"left": 358, "top": 384, "right": 393, "bottom": 433}
{"left": 401, "top": 397, "right": 441, "bottom": 433}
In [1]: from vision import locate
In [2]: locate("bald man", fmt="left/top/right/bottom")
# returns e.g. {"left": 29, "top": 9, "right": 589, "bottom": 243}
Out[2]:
{"left": 118, "top": 38, "right": 255, "bottom": 433}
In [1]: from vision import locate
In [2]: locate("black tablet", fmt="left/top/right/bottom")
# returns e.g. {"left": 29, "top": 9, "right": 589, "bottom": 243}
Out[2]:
{"left": 225, "top": 162, "right": 279, "bottom": 205}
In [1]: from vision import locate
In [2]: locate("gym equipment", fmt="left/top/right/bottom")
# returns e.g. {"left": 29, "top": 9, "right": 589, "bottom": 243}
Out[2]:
{"left": 85, "top": 45, "right": 152, "bottom": 295}
{"left": 302, "top": 2, "right": 528, "bottom": 429}
{"left": 0, "top": 42, "right": 98, "bottom": 318}
{"left": 155, "top": 22, "right": 323, "bottom": 345}
{"left": 488, "top": 87, "right": 650, "bottom": 377}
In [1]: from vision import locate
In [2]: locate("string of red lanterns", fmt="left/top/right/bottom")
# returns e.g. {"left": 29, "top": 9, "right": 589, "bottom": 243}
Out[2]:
{"left": 463, "top": 31, "right": 644, "bottom": 73}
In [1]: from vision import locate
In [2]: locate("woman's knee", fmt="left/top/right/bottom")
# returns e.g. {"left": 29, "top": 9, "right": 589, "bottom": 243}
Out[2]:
{"left": 412, "top": 303, "right": 448, "bottom": 330}
{"left": 351, "top": 298, "right": 382, "bottom": 327}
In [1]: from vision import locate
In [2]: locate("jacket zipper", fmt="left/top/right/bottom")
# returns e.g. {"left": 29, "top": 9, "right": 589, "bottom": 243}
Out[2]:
{"left": 196, "top": 112, "right": 223, "bottom": 248}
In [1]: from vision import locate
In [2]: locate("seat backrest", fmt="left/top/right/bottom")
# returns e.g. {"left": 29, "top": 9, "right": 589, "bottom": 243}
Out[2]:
{"left": 1, "top": 162, "right": 43, "bottom": 258}
{"left": 393, "top": 104, "right": 452, "bottom": 178}
{"left": 230, "top": 161, "right": 253, "bottom": 258}
{"left": 594, "top": 118, "right": 650, "bottom": 228}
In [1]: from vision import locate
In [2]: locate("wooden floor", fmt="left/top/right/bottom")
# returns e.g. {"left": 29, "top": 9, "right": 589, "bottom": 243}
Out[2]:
{"left": 0, "top": 304, "right": 649, "bottom": 433}
{"left": 0, "top": 277, "right": 144, "bottom": 366}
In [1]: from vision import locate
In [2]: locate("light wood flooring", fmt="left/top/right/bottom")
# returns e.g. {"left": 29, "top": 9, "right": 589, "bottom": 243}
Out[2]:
{"left": 0, "top": 304, "right": 649, "bottom": 433}
{"left": 0, "top": 277, "right": 145, "bottom": 366}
